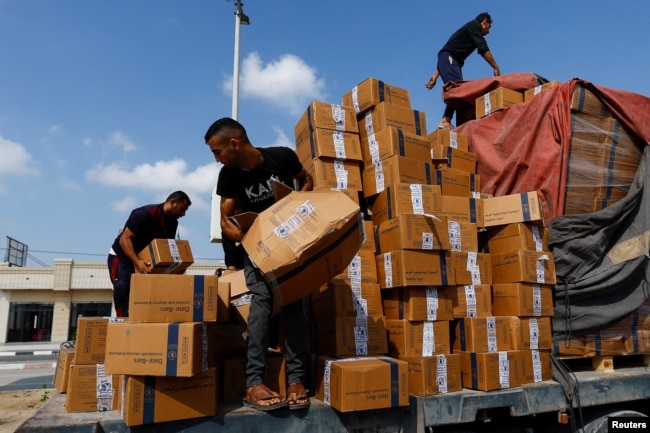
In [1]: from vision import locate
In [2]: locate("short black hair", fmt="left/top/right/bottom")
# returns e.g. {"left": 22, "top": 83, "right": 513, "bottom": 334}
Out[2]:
{"left": 204, "top": 117, "right": 248, "bottom": 144}
{"left": 166, "top": 190, "right": 191, "bottom": 206}
{"left": 476, "top": 12, "right": 492, "bottom": 24}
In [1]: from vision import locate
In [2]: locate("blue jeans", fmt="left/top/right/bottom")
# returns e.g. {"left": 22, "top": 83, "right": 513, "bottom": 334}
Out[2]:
{"left": 437, "top": 51, "right": 464, "bottom": 121}
{"left": 244, "top": 256, "right": 309, "bottom": 389}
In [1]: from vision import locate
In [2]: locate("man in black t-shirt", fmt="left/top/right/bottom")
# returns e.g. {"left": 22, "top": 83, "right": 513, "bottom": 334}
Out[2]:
{"left": 205, "top": 117, "right": 313, "bottom": 411}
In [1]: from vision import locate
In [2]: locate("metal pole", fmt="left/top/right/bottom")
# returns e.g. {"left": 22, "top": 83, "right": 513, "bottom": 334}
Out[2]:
{"left": 231, "top": 1, "right": 242, "bottom": 120}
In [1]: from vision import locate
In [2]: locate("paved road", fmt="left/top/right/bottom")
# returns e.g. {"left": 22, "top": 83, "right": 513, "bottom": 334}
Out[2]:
{"left": 0, "top": 354, "right": 56, "bottom": 391}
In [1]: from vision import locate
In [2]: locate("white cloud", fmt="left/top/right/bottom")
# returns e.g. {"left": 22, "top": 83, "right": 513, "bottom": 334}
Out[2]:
{"left": 223, "top": 52, "right": 327, "bottom": 115}
{"left": 0, "top": 136, "right": 39, "bottom": 177}
{"left": 57, "top": 178, "right": 82, "bottom": 192}
{"left": 111, "top": 195, "right": 138, "bottom": 213}
{"left": 108, "top": 131, "right": 137, "bottom": 153}
{"left": 269, "top": 125, "right": 294, "bottom": 149}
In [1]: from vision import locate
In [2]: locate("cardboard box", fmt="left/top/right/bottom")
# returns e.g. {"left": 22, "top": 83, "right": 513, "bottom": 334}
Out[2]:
{"left": 137, "top": 239, "right": 194, "bottom": 274}
{"left": 382, "top": 286, "right": 454, "bottom": 321}
{"left": 440, "top": 194, "right": 483, "bottom": 226}
{"left": 295, "top": 128, "right": 363, "bottom": 163}
{"left": 453, "top": 317, "right": 513, "bottom": 353}
{"left": 450, "top": 252, "right": 492, "bottom": 285}
{"left": 460, "top": 350, "right": 523, "bottom": 391}
{"left": 491, "top": 283, "right": 554, "bottom": 317}
{"left": 433, "top": 167, "right": 480, "bottom": 197}
{"left": 65, "top": 364, "right": 120, "bottom": 412}
{"left": 129, "top": 274, "right": 219, "bottom": 322}
{"left": 553, "top": 337, "right": 586, "bottom": 357}
{"left": 570, "top": 84, "right": 612, "bottom": 117}
{"left": 104, "top": 321, "right": 210, "bottom": 377}
{"left": 486, "top": 222, "right": 549, "bottom": 254}
{"left": 508, "top": 317, "right": 553, "bottom": 350}
{"left": 302, "top": 157, "right": 364, "bottom": 191}
{"left": 332, "top": 248, "right": 379, "bottom": 283}
{"left": 342, "top": 77, "right": 411, "bottom": 114}
{"left": 363, "top": 155, "right": 433, "bottom": 198}
{"left": 491, "top": 250, "right": 556, "bottom": 284}
{"left": 360, "top": 126, "right": 431, "bottom": 167}
{"left": 316, "top": 356, "right": 409, "bottom": 412}
{"left": 74, "top": 317, "right": 108, "bottom": 365}
{"left": 53, "top": 348, "right": 75, "bottom": 392}
{"left": 311, "top": 279, "right": 383, "bottom": 320}
{"left": 431, "top": 145, "right": 477, "bottom": 173}
{"left": 386, "top": 319, "right": 451, "bottom": 357}
{"left": 521, "top": 349, "right": 552, "bottom": 384}
{"left": 524, "top": 80, "right": 560, "bottom": 102}
{"left": 315, "top": 316, "right": 388, "bottom": 357}
{"left": 216, "top": 280, "right": 231, "bottom": 323}
{"left": 121, "top": 368, "right": 217, "bottom": 426}
{"left": 428, "top": 129, "right": 470, "bottom": 152}
{"left": 376, "top": 214, "right": 450, "bottom": 254}
{"left": 481, "top": 191, "right": 544, "bottom": 227}
{"left": 294, "top": 101, "right": 359, "bottom": 145}
{"left": 357, "top": 101, "right": 427, "bottom": 142}
{"left": 446, "top": 221, "right": 479, "bottom": 253}
{"left": 220, "top": 269, "right": 280, "bottom": 325}
{"left": 452, "top": 284, "right": 493, "bottom": 318}
{"left": 242, "top": 190, "right": 364, "bottom": 306}
{"left": 376, "top": 250, "right": 454, "bottom": 289}
{"left": 368, "top": 183, "right": 441, "bottom": 226}
{"left": 476, "top": 87, "right": 523, "bottom": 119}
{"left": 399, "top": 354, "right": 462, "bottom": 396}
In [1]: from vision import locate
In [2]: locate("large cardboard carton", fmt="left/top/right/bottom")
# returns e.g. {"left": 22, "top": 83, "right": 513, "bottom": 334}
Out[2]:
{"left": 491, "top": 283, "right": 554, "bottom": 317}
{"left": 315, "top": 316, "right": 388, "bottom": 357}
{"left": 316, "top": 356, "right": 409, "bottom": 412}
{"left": 137, "top": 239, "right": 194, "bottom": 274}
{"left": 74, "top": 317, "right": 109, "bottom": 365}
{"left": 382, "top": 286, "right": 454, "bottom": 321}
{"left": 521, "top": 349, "right": 552, "bottom": 384}
{"left": 332, "top": 248, "right": 379, "bottom": 283}
{"left": 431, "top": 145, "right": 477, "bottom": 173}
{"left": 342, "top": 77, "right": 411, "bottom": 114}
{"left": 362, "top": 155, "right": 433, "bottom": 198}
{"left": 129, "top": 274, "right": 219, "bottom": 322}
{"left": 220, "top": 269, "right": 280, "bottom": 325}
{"left": 311, "top": 280, "right": 383, "bottom": 321}
{"left": 491, "top": 250, "right": 557, "bottom": 284}
{"left": 433, "top": 167, "right": 480, "bottom": 197}
{"left": 460, "top": 350, "right": 524, "bottom": 391}
{"left": 376, "top": 250, "right": 454, "bottom": 289}
{"left": 524, "top": 80, "right": 560, "bottom": 102}
{"left": 369, "top": 183, "right": 442, "bottom": 226}
{"left": 475, "top": 87, "right": 523, "bottom": 119}
{"left": 486, "top": 222, "right": 549, "bottom": 254}
{"left": 386, "top": 319, "right": 451, "bottom": 357}
{"left": 481, "top": 191, "right": 544, "bottom": 227}
{"left": 242, "top": 190, "right": 364, "bottom": 306}
{"left": 452, "top": 284, "right": 493, "bottom": 319}
{"left": 508, "top": 317, "right": 553, "bottom": 350}
{"left": 570, "top": 84, "right": 612, "bottom": 117}
{"left": 295, "top": 128, "right": 363, "bottom": 163}
{"left": 399, "top": 354, "right": 462, "bottom": 397}
{"left": 428, "top": 129, "right": 470, "bottom": 152}
{"left": 357, "top": 101, "right": 427, "bottom": 142}
{"left": 376, "top": 214, "right": 450, "bottom": 254}
{"left": 121, "top": 368, "right": 217, "bottom": 426}
{"left": 450, "top": 252, "right": 492, "bottom": 285}
{"left": 446, "top": 221, "right": 479, "bottom": 253}
{"left": 360, "top": 126, "right": 431, "bottom": 167}
{"left": 440, "top": 195, "right": 483, "bottom": 226}
{"left": 453, "top": 317, "right": 513, "bottom": 353}
{"left": 53, "top": 348, "right": 75, "bottom": 393}
{"left": 65, "top": 364, "right": 120, "bottom": 412}
{"left": 104, "top": 322, "right": 210, "bottom": 377}
{"left": 294, "top": 101, "right": 359, "bottom": 145}
{"left": 301, "top": 157, "right": 364, "bottom": 191}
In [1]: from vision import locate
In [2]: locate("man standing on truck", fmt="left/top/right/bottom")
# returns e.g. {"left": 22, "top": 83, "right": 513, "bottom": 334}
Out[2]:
{"left": 427, "top": 12, "right": 501, "bottom": 129}
{"left": 107, "top": 190, "right": 191, "bottom": 317}
{"left": 204, "top": 117, "right": 313, "bottom": 411}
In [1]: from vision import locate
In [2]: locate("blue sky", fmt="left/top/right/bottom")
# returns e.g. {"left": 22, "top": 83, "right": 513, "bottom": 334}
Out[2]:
{"left": 1, "top": 0, "right": 649, "bottom": 267}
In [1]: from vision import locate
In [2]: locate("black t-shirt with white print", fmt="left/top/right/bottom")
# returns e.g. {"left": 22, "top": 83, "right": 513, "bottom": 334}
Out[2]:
{"left": 216, "top": 146, "right": 303, "bottom": 214}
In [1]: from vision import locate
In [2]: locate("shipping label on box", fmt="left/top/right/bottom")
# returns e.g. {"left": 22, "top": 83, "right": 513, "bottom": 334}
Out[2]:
{"left": 242, "top": 190, "right": 364, "bottom": 306}
{"left": 332, "top": 248, "right": 379, "bottom": 283}
{"left": 65, "top": 364, "right": 120, "bottom": 413}
{"left": 492, "top": 283, "right": 554, "bottom": 317}
{"left": 454, "top": 317, "right": 512, "bottom": 353}
{"left": 508, "top": 317, "right": 553, "bottom": 350}
{"left": 294, "top": 101, "right": 359, "bottom": 145}
{"left": 386, "top": 319, "right": 451, "bottom": 357}
{"left": 369, "top": 182, "right": 442, "bottom": 226}
{"left": 491, "top": 249, "right": 556, "bottom": 284}
{"left": 460, "top": 350, "right": 524, "bottom": 391}
{"left": 295, "top": 128, "right": 363, "bottom": 163}
{"left": 105, "top": 322, "right": 209, "bottom": 377}
{"left": 452, "top": 284, "right": 493, "bottom": 318}
{"left": 363, "top": 155, "right": 433, "bottom": 197}
{"left": 302, "top": 157, "right": 364, "bottom": 191}
{"left": 399, "top": 354, "right": 462, "bottom": 397}
{"left": 361, "top": 126, "right": 431, "bottom": 167}
{"left": 377, "top": 250, "right": 454, "bottom": 288}
{"left": 524, "top": 80, "right": 560, "bottom": 102}
{"left": 376, "top": 214, "right": 450, "bottom": 254}
{"left": 431, "top": 145, "right": 477, "bottom": 173}
{"left": 482, "top": 191, "right": 544, "bottom": 227}
{"left": 316, "top": 316, "right": 388, "bottom": 357}
{"left": 486, "top": 222, "right": 549, "bottom": 254}
{"left": 316, "top": 356, "right": 409, "bottom": 412}
{"left": 382, "top": 286, "right": 454, "bottom": 321}
{"left": 74, "top": 317, "right": 109, "bottom": 365}
{"left": 521, "top": 349, "right": 552, "bottom": 384}
{"left": 121, "top": 368, "right": 217, "bottom": 426}
{"left": 450, "top": 252, "right": 492, "bottom": 285}
{"left": 358, "top": 101, "right": 427, "bottom": 142}
{"left": 476, "top": 87, "right": 523, "bottom": 119}
{"left": 428, "top": 129, "right": 470, "bottom": 152}
{"left": 129, "top": 274, "right": 219, "bottom": 322}
{"left": 446, "top": 221, "right": 479, "bottom": 253}
{"left": 137, "top": 239, "right": 194, "bottom": 274}
{"left": 311, "top": 279, "right": 383, "bottom": 320}
{"left": 342, "top": 77, "right": 411, "bottom": 114}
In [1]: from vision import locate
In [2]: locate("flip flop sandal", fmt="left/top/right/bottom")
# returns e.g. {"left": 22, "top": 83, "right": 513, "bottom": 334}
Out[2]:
{"left": 243, "top": 383, "right": 288, "bottom": 411}
{"left": 286, "top": 382, "right": 310, "bottom": 410}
